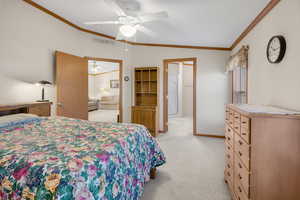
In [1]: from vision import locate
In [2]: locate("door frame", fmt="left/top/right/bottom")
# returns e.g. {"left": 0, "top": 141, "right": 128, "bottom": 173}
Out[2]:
{"left": 85, "top": 57, "right": 123, "bottom": 122}
{"left": 163, "top": 57, "right": 197, "bottom": 135}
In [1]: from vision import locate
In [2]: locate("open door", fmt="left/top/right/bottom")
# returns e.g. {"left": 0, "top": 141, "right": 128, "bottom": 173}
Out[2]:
{"left": 56, "top": 51, "right": 88, "bottom": 120}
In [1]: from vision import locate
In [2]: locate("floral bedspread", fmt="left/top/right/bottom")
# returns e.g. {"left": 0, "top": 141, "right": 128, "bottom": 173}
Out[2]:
{"left": 0, "top": 117, "right": 165, "bottom": 200}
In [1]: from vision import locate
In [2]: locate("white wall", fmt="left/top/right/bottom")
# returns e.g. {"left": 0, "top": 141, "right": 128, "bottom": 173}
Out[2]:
{"left": 88, "top": 75, "right": 96, "bottom": 98}
{"left": 131, "top": 46, "right": 230, "bottom": 135}
{"left": 0, "top": 0, "right": 133, "bottom": 121}
{"left": 168, "top": 63, "right": 180, "bottom": 116}
{"left": 182, "top": 66, "right": 193, "bottom": 117}
{"left": 92, "top": 71, "right": 120, "bottom": 99}
{"left": 232, "top": 0, "right": 300, "bottom": 111}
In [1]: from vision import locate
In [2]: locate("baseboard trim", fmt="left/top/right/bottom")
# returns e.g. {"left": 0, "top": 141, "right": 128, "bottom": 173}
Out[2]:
{"left": 194, "top": 133, "right": 225, "bottom": 139}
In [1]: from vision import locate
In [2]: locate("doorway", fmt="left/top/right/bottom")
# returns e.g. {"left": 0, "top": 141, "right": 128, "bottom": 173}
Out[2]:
{"left": 163, "top": 58, "right": 197, "bottom": 135}
{"left": 86, "top": 57, "right": 123, "bottom": 123}
{"left": 55, "top": 52, "right": 123, "bottom": 122}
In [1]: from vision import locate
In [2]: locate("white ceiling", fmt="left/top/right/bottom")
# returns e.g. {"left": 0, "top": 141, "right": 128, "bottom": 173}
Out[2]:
{"left": 32, "top": 0, "right": 270, "bottom": 47}
{"left": 88, "top": 60, "right": 119, "bottom": 74}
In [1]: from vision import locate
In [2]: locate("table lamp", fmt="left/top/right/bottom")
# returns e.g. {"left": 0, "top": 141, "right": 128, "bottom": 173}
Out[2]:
{"left": 36, "top": 80, "right": 52, "bottom": 102}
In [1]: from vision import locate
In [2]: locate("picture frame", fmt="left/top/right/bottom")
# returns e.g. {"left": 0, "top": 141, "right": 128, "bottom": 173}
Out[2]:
{"left": 110, "top": 80, "right": 119, "bottom": 88}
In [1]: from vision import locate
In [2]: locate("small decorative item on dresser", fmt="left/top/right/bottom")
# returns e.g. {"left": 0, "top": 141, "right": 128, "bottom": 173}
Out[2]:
{"left": 35, "top": 80, "right": 52, "bottom": 102}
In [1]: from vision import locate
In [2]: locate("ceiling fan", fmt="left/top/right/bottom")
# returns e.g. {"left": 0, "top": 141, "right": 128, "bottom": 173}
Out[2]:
{"left": 84, "top": 0, "right": 168, "bottom": 41}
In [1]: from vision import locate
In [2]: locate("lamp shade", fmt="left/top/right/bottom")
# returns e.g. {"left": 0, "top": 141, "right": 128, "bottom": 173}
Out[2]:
{"left": 36, "top": 80, "right": 52, "bottom": 86}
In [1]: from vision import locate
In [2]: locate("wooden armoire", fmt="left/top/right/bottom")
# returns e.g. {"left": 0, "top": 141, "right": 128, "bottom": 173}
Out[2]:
{"left": 132, "top": 67, "right": 159, "bottom": 137}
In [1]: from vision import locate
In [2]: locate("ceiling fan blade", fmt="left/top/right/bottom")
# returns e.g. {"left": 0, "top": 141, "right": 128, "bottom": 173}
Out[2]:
{"left": 138, "top": 11, "right": 168, "bottom": 23}
{"left": 135, "top": 25, "right": 156, "bottom": 37}
{"left": 84, "top": 21, "right": 120, "bottom": 25}
{"left": 104, "top": 0, "right": 127, "bottom": 17}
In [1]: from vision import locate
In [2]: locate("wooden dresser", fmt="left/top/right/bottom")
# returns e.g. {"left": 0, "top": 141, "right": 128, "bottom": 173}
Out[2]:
{"left": 0, "top": 102, "right": 52, "bottom": 117}
{"left": 224, "top": 104, "right": 300, "bottom": 200}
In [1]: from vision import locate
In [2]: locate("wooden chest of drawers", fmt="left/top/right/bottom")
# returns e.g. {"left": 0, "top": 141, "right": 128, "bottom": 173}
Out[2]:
{"left": 224, "top": 104, "right": 300, "bottom": 200}
{"left": 225, "top": 106, "right": 251, "bottom": 200}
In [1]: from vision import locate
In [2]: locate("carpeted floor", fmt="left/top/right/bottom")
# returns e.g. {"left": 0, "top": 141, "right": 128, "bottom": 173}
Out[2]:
{"left": 142, "top": 117, "right": 231, "bottom": 200}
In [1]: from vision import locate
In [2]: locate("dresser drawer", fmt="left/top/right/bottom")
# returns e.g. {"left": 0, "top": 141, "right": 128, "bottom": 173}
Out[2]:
{"left": 234, "top": 112, "right": 241, "bottom": 122}
{"left": 28, "top": 104, "right": 51, "bottom": 117}
{"left": 241, "top": 116, "right": 250, "bottom": 130}
{"left": 225, "top": 124, "right": 234, "bottom": 147}
{"left": 233, "top": 119, "right": 241, "bottom": 134}
{"left": 225, "top": 142, "right": 233, "bottom": 157}
{"left": 235, "top": 134, "right": 250, "bottom": 170}
{"left": 234, "top": 177, "right": 249, "bottom": 200}
{"left": 240, "top": 127, "right": 250, "bottom": 144}
{"left": 235, "top": 158, "right": 250, "bottom": 197}
{"left": 225, "top": 165, "right": 234, "bottom": 185}
{"left": 225, "top": 173, "right": 234, "bottom": 199}
{"left": 225, "top": 146, "right": 234, "bottom": 166}
{"left": 225, "top": 108, "right": 230, "bottom": 123}
{"left": 229, "top": 110, "right": 234, "bottom": 127}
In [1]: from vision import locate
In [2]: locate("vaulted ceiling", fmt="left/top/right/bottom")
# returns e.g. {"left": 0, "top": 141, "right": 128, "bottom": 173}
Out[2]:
{"left": 31, "top": 0, "right": 271, "bottom": 48}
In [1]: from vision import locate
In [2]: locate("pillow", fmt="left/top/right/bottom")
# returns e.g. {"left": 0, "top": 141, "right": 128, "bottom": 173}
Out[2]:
{"left": 0, "top": 113, "right": 38, "bottom": 125}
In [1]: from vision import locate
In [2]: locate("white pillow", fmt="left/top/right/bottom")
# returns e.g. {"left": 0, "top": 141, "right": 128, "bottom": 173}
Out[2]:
{"left": 0, "top": 113, "right": 38, "bottom": 125}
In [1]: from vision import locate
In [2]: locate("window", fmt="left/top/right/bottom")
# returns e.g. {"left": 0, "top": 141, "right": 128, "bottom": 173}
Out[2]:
{"left": 232, "top": 67, "right": 247, "bottom": 104}
{"left": 226, "top": 46, "right": 249, "bottom": 104}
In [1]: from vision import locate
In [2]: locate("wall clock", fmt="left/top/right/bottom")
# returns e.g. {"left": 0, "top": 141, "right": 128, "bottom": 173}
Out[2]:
{"left": 267, "top": 35, "right": 286, "bottom": 63}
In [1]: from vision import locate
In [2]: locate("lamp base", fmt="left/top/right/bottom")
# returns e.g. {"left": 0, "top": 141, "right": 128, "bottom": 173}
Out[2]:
{"left": 37, "top": 100, "right": 50, "bottom": 102}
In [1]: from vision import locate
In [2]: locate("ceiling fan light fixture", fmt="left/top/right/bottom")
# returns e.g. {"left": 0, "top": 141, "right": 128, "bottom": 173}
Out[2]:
{"left": 119, "top": 24, "right": 136, "bottom": 37}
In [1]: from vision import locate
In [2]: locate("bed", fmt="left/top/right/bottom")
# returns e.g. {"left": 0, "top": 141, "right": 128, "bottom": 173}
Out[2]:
{"left": 0, "top": 111, "right": 165, "bottom": 200}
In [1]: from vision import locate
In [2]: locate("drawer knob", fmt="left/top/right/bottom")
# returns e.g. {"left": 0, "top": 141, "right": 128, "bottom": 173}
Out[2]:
{"left": 238, "top": 163, "right": 243, "bottom": 169}
{"left": 239, "top": 174, "right": 242, "bottom": 180}
{"left": 242, "top": 132, "right": 247, "bottom": 136}
{"left": 239, "top": 151, "right": 242, "bottom": 156}
{"left": 227, "top": 164, "right": 230, "bottom": 168}
{"left": 239, "top": 140, "right": 243, "bottom": 145}
{"left": 238, "top": 186, "right": 242, "bottom": 193}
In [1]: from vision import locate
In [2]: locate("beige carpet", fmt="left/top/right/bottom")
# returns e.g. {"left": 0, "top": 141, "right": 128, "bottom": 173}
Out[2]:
{"left": 142, "top": 117, "right": 231, "bottom": 200}
{"left": 88, "top": 109, "right": 118, "bottom": 122}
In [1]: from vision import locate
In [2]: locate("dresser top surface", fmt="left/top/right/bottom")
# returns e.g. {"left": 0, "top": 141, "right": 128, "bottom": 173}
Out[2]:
{"left": 228, "top": 104, "right": 300, "bottom": 119}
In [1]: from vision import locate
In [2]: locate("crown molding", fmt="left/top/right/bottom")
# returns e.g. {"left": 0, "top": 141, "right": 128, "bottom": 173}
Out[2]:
{"left": 230, "top": 0, "right": 281, "bottom": 50}
{"left": 23, "top": 0, "right": 281, "bottom": 52}
{"left": 130, "top": 42, "right": 230, "bottom": 51}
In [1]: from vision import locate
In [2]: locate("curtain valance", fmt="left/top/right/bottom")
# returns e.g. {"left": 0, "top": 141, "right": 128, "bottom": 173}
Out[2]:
{"left": 226, "top": 46, "right": 249, "bottom": 72}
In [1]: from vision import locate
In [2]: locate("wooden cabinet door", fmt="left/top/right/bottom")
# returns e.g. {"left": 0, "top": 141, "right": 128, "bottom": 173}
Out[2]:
{"left": 132, "top": 106, "right": 157, "bottom": 137}
{"left": 56, "top": 51, "right": 88, "bottom": 120}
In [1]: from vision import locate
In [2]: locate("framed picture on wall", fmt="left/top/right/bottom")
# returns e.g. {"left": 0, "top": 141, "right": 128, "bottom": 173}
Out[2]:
{"left": 110, "top": 80, "right": 119, "bottom": 88}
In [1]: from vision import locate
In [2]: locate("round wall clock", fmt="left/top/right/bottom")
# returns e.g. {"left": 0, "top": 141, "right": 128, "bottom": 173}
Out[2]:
{"left": 266, "top": 35, "right": 286, "bottom": 63}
